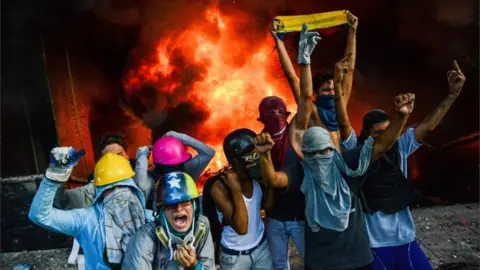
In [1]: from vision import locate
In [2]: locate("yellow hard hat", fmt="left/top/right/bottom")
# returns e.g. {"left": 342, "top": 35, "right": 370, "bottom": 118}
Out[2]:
{"left": 94, "top": 153, "right": 135, "bottom": 187}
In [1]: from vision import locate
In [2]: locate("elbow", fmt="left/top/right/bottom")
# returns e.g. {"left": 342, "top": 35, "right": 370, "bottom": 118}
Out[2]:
{"left": 237, "top": 229, "right": 248, "bottom": 236}
{"left": 28, "top": 206, "right": 47, "bottom": 226}
{"left": 338, "top": 122, "right": 350, "bottom": 129}
{"left": 269, "top": 179, "right": 281, "bottom": 188}
{"left": 266, "top": 179, "right": 283, "bottom": 189}
{"left": 261, "top": 175, "right": 277, "bottom": 188}
{"left": 231, "top": 217, "right": 248, "bottom": 235}
{"left": 206, "top": 147, "right": 216, "bottom": 160}
{"left": 234, "top": 224, "right": 248, "bottom": 235}
{"left": 28, "top": 207, "right": 38, "bottom": 223}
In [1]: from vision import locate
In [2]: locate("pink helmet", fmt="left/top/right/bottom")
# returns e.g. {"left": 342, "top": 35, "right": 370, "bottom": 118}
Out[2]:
{"left": 152, "top": 136, "right": 192, "bottom": 166}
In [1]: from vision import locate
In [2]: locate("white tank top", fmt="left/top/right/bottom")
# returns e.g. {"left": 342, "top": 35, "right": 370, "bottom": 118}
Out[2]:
{"left": 217, "top": 180, "right": 264, "bottom": 251}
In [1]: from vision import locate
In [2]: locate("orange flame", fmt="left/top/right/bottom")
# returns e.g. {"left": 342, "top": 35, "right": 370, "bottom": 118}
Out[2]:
{"left": 124, "top": 7, "right": 296, "bottom": 176}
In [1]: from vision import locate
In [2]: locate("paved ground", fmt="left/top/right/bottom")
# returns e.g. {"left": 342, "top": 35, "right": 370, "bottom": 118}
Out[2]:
{"left": 1, "top": 204, "right": 478, "bottom": 270}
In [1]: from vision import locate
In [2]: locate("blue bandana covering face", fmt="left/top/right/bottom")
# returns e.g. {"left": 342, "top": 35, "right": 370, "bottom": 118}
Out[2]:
{"left": 315, "top": 96, "right": 339, "bottom": 131}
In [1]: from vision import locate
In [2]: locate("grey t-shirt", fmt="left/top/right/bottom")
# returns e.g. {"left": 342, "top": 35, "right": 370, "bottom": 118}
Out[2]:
{"left": 283, "top": 147, "right": 372, "bottom": 270}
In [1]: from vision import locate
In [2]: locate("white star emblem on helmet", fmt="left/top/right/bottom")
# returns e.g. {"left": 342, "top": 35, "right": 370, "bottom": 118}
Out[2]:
{"left": 168, "top": 176, "right": 182, "bottom": 189}
{"left": 170, "top": 191, "right": 183, "bottom": 200}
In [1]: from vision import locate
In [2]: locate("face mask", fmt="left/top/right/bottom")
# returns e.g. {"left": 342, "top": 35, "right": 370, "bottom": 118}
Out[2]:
{"left": 262, "top": 115, "right": 288, "bottom": 138}
{"left": 305, "top": 152, "right": 334, "bottom": 164}
{"left": 315, "top": 96, "right": 339, "bottom": 131}
{"left": 304, "top": 152, "right": 334, "bottom": 173}
{"left": 247, "top": 163, "right": 261, "bottom": 180}
{"left": 155, "top": 213, "right": 196, "bottom": 261}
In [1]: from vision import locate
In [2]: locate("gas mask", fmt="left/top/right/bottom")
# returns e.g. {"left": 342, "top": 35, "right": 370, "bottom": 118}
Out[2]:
{"left": 156, "top": 214, "right": 196, "bottom": 260}
{"left": 241, "top": 152, "right": 261, "bottom": 180}
{"left": 154, "top": 202, "right": 205, "bottom": 261}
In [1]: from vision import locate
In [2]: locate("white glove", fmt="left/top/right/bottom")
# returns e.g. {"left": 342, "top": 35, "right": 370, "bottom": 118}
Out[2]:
{"left": 136, "top": 146, "right": 151, "bottom": 159}
{"left": 298, "top": 23, "right": 321, "bottom": 65}
{"left": 45, "top": 147, "right": 78, "bottom": 182}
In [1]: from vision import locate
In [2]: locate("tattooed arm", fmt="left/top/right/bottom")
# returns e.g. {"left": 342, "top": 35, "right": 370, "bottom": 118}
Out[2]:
{"left": 415, "top": 60, "right": 466, "bottom": 141}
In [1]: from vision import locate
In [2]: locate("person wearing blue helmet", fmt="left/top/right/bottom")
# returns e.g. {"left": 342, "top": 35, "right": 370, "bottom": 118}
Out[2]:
{"left": 122, "top": 171, "right": 215, "bottom": 270}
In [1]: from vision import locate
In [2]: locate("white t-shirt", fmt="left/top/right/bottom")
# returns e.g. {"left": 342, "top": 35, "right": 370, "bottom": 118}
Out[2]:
{"left": 217, "top": 180, "right": 264, "bottom": 251}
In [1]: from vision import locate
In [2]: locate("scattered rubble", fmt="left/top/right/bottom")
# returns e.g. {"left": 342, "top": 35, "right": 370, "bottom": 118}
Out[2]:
{"left": 1, "top": 203, "right": 478, "bottom": 270}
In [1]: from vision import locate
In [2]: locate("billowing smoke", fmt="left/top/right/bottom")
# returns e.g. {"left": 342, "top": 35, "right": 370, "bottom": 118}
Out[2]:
{"left": 13, "top": 0, "right": 476, "bottom": 169}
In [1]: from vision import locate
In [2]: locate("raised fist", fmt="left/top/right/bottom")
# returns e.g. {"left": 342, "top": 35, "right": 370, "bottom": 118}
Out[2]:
{"left": 223, "top": 169, "right": 242, "bottom": 193}
{"left": 334, "top": 54, "right": 351, "bottom": 85}
{"left": 394, "top": 93, "right": 415, "bottom": 115}
{"left": 254, "top": 133, "right": 275, "bottom": 154}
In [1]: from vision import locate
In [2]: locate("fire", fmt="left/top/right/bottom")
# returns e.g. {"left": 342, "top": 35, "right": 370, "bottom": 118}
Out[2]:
{"left": 124, "top": 7, "right": 296, "bottom": 176}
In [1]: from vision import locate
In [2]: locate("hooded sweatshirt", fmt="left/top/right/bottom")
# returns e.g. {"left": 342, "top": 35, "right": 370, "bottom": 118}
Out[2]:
{"left": 29, "top": 177, "right": 147, "bottom": 270}
{"left": 300, "top": 127, "right": 373, "bottom": 232}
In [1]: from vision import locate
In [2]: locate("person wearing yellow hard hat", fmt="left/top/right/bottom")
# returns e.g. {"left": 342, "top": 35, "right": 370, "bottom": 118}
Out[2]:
{"left": 54, "top": 133, "right": 153, "bottom": 212}
{"left": 29, "top": 147, "right": 148, "bottom": 269}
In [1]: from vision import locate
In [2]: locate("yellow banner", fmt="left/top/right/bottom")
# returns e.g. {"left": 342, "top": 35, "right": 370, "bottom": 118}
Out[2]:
{"left": 274, "top": 10, "right": 349, "bottom": 33}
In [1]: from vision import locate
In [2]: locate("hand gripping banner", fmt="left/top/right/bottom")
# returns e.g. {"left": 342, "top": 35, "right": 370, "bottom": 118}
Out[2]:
{"left": 274, "top": 10, "right": 349, "bottom": 34}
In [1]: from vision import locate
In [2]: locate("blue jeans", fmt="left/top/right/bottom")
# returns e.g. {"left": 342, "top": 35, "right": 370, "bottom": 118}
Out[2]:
{"left": 266, "top": 218, "right": 305, "bottom": 270}
{"left": 220, "top": 240, "right": 273, "bottom": 270}
{"left": 372, "top": 240, "right": 433, "bottom": 270}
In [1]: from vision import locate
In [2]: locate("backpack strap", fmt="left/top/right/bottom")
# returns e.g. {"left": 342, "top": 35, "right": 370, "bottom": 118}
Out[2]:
{"left": 155, "top": 226, "right": 169, "bottom": 248}
{"left": 192, "top": 221, "right": 207, "bottom": 249}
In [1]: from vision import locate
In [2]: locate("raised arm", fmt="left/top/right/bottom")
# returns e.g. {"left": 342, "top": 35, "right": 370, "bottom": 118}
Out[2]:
{"left": 133, "top": 146, "right": 154, "bottom": 201}
{"left": 29, "top": 178, "right": 88, "bottom": 236}
{"left": 333, "top": 55, "right": 354, "bottom": 141}
{"left": 254, "top": 133, "right": 289, "bottom": 188}
{"left": 211, "top": 171, "right": 248, "bottom": 235}
{"left": 30, "top": 147, "right": 89, "bottom": 236}
{"left": 342, "top": 12, "right": 358, "bottom": 104}
{"left": 271, "top": 20, "right": 301, "bottom": 103}
{"left": 293, "top": 24, "right": 319, "bottom": 132}
{"left": 414, "top": 60, "right": 466, "bottom": 141}
{"left": 371, "top": 94, "right": 414, "bottom": 161}
{"left": 164, "top": 131, "right": 216, "bottom": 180}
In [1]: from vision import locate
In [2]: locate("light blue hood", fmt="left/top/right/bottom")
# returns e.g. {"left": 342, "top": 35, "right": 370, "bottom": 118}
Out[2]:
{"left": 29, "top": 177, "right": 149, "bottom": 270}
{"left": 93, "top": 178, "right": 146, "bottom": 207}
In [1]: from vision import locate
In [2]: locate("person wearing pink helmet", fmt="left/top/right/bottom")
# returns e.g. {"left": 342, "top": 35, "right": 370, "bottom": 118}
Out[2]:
{"left": 137, "top": 131, "right": 215, "bottom": 209}
{"left": 152, "top": 131, "right": 215, "bottom": 179}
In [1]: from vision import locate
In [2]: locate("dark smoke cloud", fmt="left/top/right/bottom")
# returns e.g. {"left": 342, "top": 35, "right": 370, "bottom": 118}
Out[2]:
{"left": 434, "top": 0, "right": 476, "bottom": 26}
{"left": 25, "top": 0, "right": 476, "bottom": 147}
{"left": 119, "top": 0, "right": 477, "bottom": 143}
